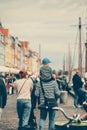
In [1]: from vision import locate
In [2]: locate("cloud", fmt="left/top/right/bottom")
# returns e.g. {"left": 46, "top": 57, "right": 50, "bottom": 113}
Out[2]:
{"left": 0, "top": 0, "right": 87, "bottom": 70}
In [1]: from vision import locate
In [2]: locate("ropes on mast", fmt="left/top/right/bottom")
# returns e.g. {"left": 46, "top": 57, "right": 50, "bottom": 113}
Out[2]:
{"left": 68, "top": 29, "right": 79, "bottom": 82}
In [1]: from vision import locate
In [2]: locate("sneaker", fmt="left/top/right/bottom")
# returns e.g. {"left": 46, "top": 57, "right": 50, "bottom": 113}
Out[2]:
{"left": 73, "top": 105, "right": 78, "bottom": 109}
{"left": 78, "top": 105, "right": 83, "bottom": 108}
{"left": 73, "top": 105, "right": 82, "bottom": 108}
{"left": 83, "top": 101, "right": 87, "bottom": 105}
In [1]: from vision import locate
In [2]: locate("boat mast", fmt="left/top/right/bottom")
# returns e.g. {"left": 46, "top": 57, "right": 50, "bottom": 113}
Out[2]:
{"left": 39, "top": 43, "right": 41, "bottom": 58}
{"left": 68, "top": 44, "right": 72, "bottom": 82}
{"left": 78, "top": 17, "right": 82, "bottom": 75}
{"left": 85, "top": 27, "right": 87, "bottom": 72}
{"left": 63, "top": 54, "right": 65, "bottom": 73}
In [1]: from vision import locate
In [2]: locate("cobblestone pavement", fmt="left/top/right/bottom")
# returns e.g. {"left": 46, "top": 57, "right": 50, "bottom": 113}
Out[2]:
{"left": 0, "top": 94, "right": 86, "bottom": 130}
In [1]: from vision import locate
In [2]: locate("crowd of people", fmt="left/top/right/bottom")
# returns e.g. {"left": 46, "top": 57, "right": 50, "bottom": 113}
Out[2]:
{"left": 0, "top": 57, "right": 87, "bottom": 130}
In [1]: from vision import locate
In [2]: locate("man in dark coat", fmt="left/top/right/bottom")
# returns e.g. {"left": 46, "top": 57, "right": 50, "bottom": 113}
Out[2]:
{"left": 0, "top": 73, "right": 7, "bottom": 120}
{"left": 72, "top": 70, "right": 87, "bottom": 108}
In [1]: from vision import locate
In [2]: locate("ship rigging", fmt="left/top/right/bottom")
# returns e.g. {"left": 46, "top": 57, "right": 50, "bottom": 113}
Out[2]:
{"left": 63, "top": 17, "right": 87, "bottom": 82}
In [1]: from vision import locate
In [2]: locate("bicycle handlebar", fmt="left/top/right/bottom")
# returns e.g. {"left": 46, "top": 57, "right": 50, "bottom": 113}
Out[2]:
{"left": 53, "top": 107, "right": 81, "bottom": 123}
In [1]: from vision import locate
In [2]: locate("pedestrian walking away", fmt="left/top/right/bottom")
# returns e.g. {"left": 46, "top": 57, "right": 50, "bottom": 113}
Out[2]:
{"left": 28, "top": 75, "right": 39, "bottom": 130}
{"left": 13, "top": 70, "right": 33, "bottom": 130}
{"left": 35, "top": 58, "right": 60, "bottom": 130}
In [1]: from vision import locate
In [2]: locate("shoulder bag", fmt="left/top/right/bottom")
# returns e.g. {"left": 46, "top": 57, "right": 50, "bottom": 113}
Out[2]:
{"left": 38, "top": 81, "right": 58, "bottom": 109}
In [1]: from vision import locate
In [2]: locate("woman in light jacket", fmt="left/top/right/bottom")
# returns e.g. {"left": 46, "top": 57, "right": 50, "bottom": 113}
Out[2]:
{"left": 13, "top": 70, "right": 33, "bottom": 130}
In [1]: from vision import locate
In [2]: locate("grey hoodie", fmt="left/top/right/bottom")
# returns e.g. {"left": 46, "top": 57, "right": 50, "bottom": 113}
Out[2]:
{"left": 40, "top": 66, "right": 53, "bottom": 81}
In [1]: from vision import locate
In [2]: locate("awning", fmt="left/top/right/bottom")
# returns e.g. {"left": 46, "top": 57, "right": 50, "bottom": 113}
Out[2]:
{"left": 0, "top": 66, "right": 9, "bottom": 72}
{"left": 0, "top": 66, "right": 19, "bottom": 73}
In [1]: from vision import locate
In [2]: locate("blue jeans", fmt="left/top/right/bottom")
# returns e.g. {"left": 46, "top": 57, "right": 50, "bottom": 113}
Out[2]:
{"left": 0, "top": 108, "right": 2, "bottom": 120}
{"left": 39, "top": 109, "right": 56, "bottom": 130}
{"left": 74, "top": 94, "right": 79, "bottom": 108}
{"left": 74, "top": 88, "right": 87, "bottom": 107}
{"left": 17, "top": 99, "right": 31, "bottom": 128}
{"left": 78, "top": 88, "right": 87, "bottom": 102}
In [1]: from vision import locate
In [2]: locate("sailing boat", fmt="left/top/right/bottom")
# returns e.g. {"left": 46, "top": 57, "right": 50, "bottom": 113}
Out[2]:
{"left": 75, "top": 17, "right": 87, "bottom": 75}
{"left": 63, "top": 17, "right": 87, "bottom": 83}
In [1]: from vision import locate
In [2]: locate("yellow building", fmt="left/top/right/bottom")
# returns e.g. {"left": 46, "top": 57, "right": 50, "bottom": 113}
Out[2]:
{"left": 0, "top": 21, "right": 41, "bottom": 74}
{"left": 5, "top": 36, "right": 12, "bottom": 67}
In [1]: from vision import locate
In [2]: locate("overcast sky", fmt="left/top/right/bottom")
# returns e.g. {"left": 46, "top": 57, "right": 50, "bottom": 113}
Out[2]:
{"left": 0, "top": 0, "right": 87, "bottom": 70}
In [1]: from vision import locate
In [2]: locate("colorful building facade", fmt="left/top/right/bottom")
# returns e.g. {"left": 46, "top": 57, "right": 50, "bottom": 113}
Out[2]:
{"left": 0, "top": 21, "right": 41, "bottom": 74}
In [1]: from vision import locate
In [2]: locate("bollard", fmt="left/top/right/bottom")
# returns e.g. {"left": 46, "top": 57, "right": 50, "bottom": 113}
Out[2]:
{"left": 60, "top": 91, "right": 68, "bottom": 104}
